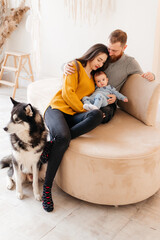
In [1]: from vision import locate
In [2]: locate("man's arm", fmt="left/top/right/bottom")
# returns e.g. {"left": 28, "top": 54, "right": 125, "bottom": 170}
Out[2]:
{"left": 64, "top": 62, "right": 75, "bottom": 75}
{"left": 127, "top": 58, "right": 155, "bottom": 81}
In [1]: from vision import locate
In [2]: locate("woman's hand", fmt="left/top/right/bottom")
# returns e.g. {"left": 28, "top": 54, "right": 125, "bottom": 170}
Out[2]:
{"left": 64, "top": 62, "right": 75, "bottom": 75}
{"left": 107, "top": 94, "right": 116, "bottom": 104}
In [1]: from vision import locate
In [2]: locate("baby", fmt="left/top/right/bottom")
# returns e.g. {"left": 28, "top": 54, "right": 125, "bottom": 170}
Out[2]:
{"left": 82, "top": 71, "right": 128, "bottom": 110}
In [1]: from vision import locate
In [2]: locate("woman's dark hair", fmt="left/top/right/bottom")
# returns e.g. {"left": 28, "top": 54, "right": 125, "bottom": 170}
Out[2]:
{"left": 75, "top": 43, "right": 110, "bottom": 73}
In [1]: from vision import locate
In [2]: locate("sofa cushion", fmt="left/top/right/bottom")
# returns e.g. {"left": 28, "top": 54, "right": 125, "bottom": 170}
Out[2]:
{"left": 118, "top": 74, "right": 160, "bottom": 126}
{"left": 69, "top": 108, "right": 160, "bottom": 159}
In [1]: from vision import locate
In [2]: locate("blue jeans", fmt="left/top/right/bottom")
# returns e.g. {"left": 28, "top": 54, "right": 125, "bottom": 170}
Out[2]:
{"left": 44, "top": 106, "right": 103, "bottom": 187}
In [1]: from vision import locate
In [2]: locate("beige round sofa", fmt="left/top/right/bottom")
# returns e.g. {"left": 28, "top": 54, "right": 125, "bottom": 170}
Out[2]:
{"left": 27, "top": 74, "right": 160, "bottom": 206}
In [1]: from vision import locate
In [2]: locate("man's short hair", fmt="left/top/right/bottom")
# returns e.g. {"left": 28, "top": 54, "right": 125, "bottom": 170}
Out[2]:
{"left": 108, "top": 29, "right": 127, "bottom": 46}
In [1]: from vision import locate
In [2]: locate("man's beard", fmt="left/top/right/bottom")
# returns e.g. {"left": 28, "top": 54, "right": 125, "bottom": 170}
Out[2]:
{"left": 110, "top": 52, "right": 123, "bottom": 63}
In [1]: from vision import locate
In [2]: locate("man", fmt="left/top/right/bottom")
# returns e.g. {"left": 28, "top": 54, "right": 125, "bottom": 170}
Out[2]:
{"left": 64, "top": 29, "right": 155, "bottom": 123}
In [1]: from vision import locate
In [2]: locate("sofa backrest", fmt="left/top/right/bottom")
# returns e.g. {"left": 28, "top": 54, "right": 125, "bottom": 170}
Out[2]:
{"left": 27, "top": 78, "right": 62, "bottom": 114}
{"left": 118, "top": 74, "right": 160, "bottom": 126}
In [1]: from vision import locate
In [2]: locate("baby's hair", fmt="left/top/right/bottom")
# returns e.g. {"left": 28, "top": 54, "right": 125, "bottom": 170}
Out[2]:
{"left": 94, "top": 71, "right": 108, "bottom": 80}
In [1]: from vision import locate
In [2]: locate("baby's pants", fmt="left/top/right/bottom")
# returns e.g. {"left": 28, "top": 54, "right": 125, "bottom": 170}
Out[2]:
{"left": 83, "top": 93, "right": 108, "bottom": 109}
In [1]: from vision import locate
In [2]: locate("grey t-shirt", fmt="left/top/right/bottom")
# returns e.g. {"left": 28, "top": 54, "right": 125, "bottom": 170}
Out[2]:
{"left": 105, "top": 54, "right": 143, "bottom": 91}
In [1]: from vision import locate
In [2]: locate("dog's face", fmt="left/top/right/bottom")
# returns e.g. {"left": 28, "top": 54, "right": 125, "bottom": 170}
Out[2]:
{"left": 4, "top": 98, "right": 47, "bottom": 147}
{"left": 4, "top": 98, "right": 34, "bottom": 136}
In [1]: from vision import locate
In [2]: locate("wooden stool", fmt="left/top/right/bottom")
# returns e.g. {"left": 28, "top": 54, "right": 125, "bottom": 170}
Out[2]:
{"left": 0, "top": 51, "right": 34, "bottom": 99}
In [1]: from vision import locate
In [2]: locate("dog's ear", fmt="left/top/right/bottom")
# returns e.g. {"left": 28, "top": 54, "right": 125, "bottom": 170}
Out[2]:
{"left": 24, "top": 104, "right": 33, "bottom": 117}
{"left": 10, "top": 97, "right": 19, "bottom": 106}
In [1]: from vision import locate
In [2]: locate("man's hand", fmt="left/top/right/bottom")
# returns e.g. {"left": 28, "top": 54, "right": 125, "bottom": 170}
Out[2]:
{"left": 102, "top": 113, "right": 106, "bottom": 118}
{"left": 107, "top": 94, "right": 116, "bottom": 104}
{"left": 141, "top": 72, "right": 155, "bottom": 81}
{"left": 64, "top": 62, "right": 75, "bottom": 75}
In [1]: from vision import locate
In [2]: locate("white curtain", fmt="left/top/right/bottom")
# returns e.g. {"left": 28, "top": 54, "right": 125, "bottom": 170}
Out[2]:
{"left": 26, "top": 0, "right": 41, "bottom": 77}
{"left": 64, "top": 0, "right": 114, "bottom": 24}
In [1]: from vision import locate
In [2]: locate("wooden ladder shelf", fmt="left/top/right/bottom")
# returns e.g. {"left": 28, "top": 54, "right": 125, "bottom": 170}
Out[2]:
{"left": 0, "top": 51, "right": 34, "bottom": 99}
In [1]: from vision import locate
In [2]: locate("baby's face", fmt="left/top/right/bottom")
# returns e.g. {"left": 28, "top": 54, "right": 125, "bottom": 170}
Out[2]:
{"left": 95, "top": 74, "right": 108, "bottom": 88}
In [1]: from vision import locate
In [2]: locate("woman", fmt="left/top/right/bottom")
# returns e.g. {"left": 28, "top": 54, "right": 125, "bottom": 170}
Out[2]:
{"left": 42, "top": 44, "right": 109, "bottom": 212}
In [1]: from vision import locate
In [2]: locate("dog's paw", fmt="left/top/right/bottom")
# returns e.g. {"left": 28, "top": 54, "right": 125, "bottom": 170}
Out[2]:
{"left": 35, "top": 194, "right": 42, "bottom": 201}
{"left": 6, "top": 179, "right": 14, "bottom": 190}
{"left": 16, "top": 192, "right": 23, "bottom": 200}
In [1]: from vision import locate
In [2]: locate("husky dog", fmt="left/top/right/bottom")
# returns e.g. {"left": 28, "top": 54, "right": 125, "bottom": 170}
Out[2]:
{"left": 0, "top": 98, "right": 48, "bottom": 201}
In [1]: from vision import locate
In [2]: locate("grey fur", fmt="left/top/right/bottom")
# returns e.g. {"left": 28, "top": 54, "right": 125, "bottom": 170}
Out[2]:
{"left": 0, "top": 154, "right": 12, "bottom": 169}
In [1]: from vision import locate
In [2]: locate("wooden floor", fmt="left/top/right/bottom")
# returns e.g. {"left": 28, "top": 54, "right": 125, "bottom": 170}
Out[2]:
{"left": 0, "top": 86, "right": 160, "bottom": 240}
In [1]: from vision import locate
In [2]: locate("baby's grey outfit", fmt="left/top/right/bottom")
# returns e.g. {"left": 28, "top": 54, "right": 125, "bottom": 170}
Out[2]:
{"left": 82, "top": 85, "right": 127, "bottom": 109}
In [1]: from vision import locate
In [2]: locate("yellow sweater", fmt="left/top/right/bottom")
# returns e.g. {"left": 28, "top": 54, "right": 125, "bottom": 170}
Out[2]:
{"left": 49, "top": 61, "right": 95, "bottom": 115}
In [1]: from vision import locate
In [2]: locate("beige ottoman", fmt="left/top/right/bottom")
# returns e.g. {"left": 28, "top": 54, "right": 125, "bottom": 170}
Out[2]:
{"left": 27, "top": 75, "right": 160, "bottom": 205}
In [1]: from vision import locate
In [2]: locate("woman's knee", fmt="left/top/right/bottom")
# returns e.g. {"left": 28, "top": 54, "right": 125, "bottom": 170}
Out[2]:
{"left": 54, "top": 132, "right": 71, "bottom": 149}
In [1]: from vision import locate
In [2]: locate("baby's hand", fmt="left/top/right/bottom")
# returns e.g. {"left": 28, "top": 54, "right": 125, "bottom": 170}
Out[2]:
{"left": 123, "top": 98, "right": 128, "bottom": 102}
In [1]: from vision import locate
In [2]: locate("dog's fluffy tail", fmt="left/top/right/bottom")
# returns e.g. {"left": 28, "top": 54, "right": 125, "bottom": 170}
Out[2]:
{"left": 0, "top": 154, "right": 12, "bottom": 169}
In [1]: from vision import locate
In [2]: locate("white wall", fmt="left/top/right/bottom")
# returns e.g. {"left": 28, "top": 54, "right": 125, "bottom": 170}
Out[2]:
{"left": 7, "top": 0, "right": 159, "bottom": 80}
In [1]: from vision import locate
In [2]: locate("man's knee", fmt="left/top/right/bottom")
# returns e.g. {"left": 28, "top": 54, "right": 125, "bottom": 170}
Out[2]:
{"left": 100, "top": 103, "right": 117, "bottom": 124}
{"left": 87, "top": 109, "right": 103, "bottom": 122}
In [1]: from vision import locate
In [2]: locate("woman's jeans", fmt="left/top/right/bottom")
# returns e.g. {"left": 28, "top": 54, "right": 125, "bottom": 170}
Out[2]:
{"left": 44, "top": 106, "right": 103, "bottom": 187}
